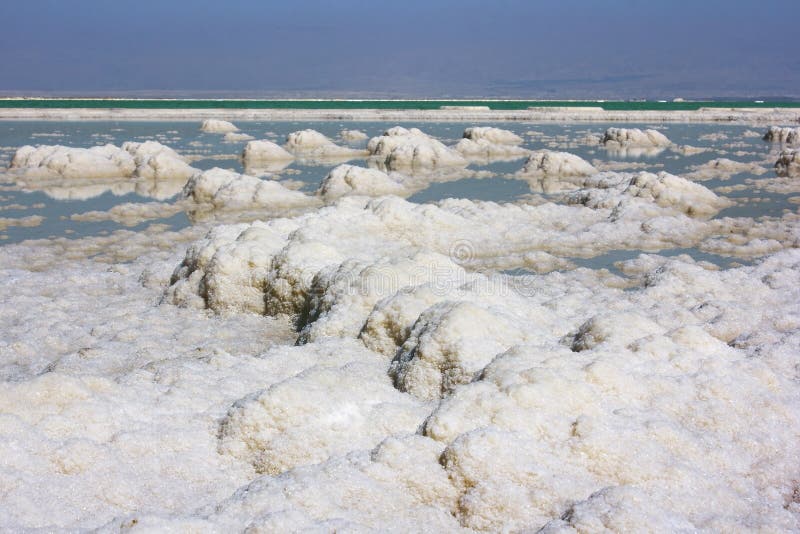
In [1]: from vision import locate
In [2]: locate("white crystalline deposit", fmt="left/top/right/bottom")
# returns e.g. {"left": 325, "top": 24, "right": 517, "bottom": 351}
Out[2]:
{"left": 340, "top": 129, "right": 369, "bottom": 141}
{"left": 462, "top": 126, "right": 524, "bottom": 145}
{"left": 518, "top": 150, "right": 598, "bottom": 178}
{"left": 119, "top": 141, "right": 196, "bottom": 183}
{"left": 600, "top": 127, "right": 672, "bottom": 157}
{"left": 163, "top": 213, "right": 800, "bottom": 531}
{"left": 367, "top": 126, "right": 467, "bottom": 169}
{"left": 200, "top": 119, "right": 239, "bottom": 133}
{"left": 218, "top": 343, "right": 429, "bottom": 474}
{"left": 776, "top": 150, "right": 800, "bottom": 177}
{"left": 223, "top": 132, "right": 254, "bottom": 143}
{"left": 182, "top": 167, "right": 315, "bottom": 211}
{"left": 453, "top": 138, "right": 529, "bottom": 161}
{"left": 284, "top": 129, "right": 367, "bottom": 160}
{"left": 763, "top": 125, "right": 800, "bottom": 144}
{"left": 565, "top": 171, "right": 732, "bottom": 217}
{"left": 8, "top": 141, "right": 194, "bottom": 182}
{"left": 168, "top": 170, "right": 738, "bottom": 321}
{"left": 686, "top": 158, "right": 767, "bottom": 180}
{"left": 516, "top": 150, "right": 599, "bottom": 193}
{"left": 601, "top": 127, "right": 673, "bottom": 148}
{"left": 10, "top": 144, "right": 136, "bottom": 179}
{"left": 316, "top": 164, "right": 407, "bottom": 201}
{"left": 241, "top": 140, "right": 295, "bottom": 164}
{"left": 4, "top": 123, "right": 800, "bottom": 532}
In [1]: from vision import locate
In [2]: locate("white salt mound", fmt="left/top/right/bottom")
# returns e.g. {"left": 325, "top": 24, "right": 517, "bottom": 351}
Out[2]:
{"left": 9, "top": 141, "right": 194, "bottom": 182}
{"left": 565, "top": 171, "right": 732, "bottom": 217}
{"left": 687, "top": 158, "right": 767, "bottom": 180}
{"left": 242, "top": 140, "right": 295, "bottom": 163}
{"left": 10, "top": 144, "right": 136, "bottom": 179}
{"left": 601, "top": 127, "right": 672, "bottom": 147}
{"left": 340, "top": 129, "right": 368, "bottom": 141}
{"left": 120, "top": 141, "right": 196, "bottom": 183}
{"left": 223, "top": 132, "right": 254, "bottom": 143}
{"left": 775, "top": 150, "right": 800, "bottom": 177}
{"left": 519, "top": 150, "right": 598, "bottom": 177}
{"left": 160, "top": 196, "right": 800, "bottom": 530}
{"left": 284, "top": 129, "right": 367, "bottom": 160}
{"left": 462, "top": 126, "right": 524, "bottom": 146}
{"left": 367, "top": 126, "right": 466, "bottom": 169}
{"left": 317, "top": 164, "right": 407, "bottom": 201}
{"left": 200, "top": 119, "right": 239, "bottom": 133}
{"left": 182, "top": 167, "right": 313, "bottom": 210}
{"left": 453, "top": 138, "right": 529, "bottom": 160}
{"left": 763, "top": 126, "right": 800, "bottom": 144}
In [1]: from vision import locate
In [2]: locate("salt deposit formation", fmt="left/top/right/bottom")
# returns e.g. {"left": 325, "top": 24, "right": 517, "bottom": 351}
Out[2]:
{"left": 0, "top": 119, "right": 799, "bottom": 532}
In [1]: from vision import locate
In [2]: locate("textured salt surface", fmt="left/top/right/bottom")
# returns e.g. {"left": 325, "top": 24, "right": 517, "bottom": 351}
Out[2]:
{"left": 0, "top": 119, "right": 798, "bottom": 531}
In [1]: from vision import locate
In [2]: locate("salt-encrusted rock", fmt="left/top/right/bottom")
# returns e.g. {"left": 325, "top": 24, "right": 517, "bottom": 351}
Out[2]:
{"left": 368, "top": 126, "right": 467, "bottom": 169}
{"left": 9, "top": 141, "right": 194, "bottom": 182}
{"left": 340, "top": 129, "right": 368, "bottom": 141}
{"left": 686, "top": 158, "right": 767, "bottom": 180}
{"left": 182, "top": 167, "right": 313, "bottom": 210}
{"left": 242, "top": 140, "right": 295, "bottom": 163}
{"left": 462, "top": 127, "right": 523, "bottom": 146}
{"left": 223, "top": 132, "right": 254, "bottom": 143}
{"left": 317, "top": 164, "right": 407, "bottom": 200}
{"left": 121, "top": 141, "right": 196, "bottom": 182}
{"left": 775, "top": 150, "right": 800, "bottom": 177}
{"left": 453, "top": 138, "right": 529, "bottom": 161}
{"left": 284, "top": 129, "right": 367, "bottom": 160}
{"left": 518, "top": 150, "right": 598, "bottom": 177}
{"left": 601, "top": 127, "right": 672, "bottom": 147}
{"left": 565, "top": 171, "right": 732, "bottom": 217}
{"left": 200, "top": 119, "right": 239, "bottom": 133}
{"left": 218, "top": 343, "right": 429, "bottom": 474}
{"left": 9, "top": 144, "right": 136, "bottom": 179}
{"left": 763, "top": 126, "right": 800, "bottom": 145}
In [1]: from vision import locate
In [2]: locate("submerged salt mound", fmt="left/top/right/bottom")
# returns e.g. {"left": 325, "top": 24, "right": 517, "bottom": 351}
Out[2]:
{"left": 200, "top": 119, "right": 239, "bottom": 133}
{"left": 763, "top": 126, "right": 800, "bottom": 144}
{"left": 241, "top": 140, "right": 294, "bottom": 163}
{"left": 601, "top": 127, "right": 672, "bottom": 147}
{"left": 367, "top": 126, "right": 467, "bottom": 169}
{"left": 462, "top": 126, "right": 523, "bottom": 145}
{"left": 182, "top": 167, "right": 313, "bottom": 211}
{"left": 565, "top": 171, "right": 732, "bottom": 217}
{"left": 317, "top": 164, "right": 407, "bottom": 201}
{"left": 518, "top": 150, "right": 598, "bottom": 177}
{"left": 686, "top": 158, "right": 767, "bottom": 181}
{"left": 776, "top": 150, "right": 800, "bottom": 177}
{"left": 218, "top": 342, "right": 428, "bottom": 475}
{"left": 284, "top": 129, "right": 367, "bottom": 160}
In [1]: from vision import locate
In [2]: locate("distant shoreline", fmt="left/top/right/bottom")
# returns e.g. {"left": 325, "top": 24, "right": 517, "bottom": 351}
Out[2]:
{"left": 1, "top": 104, "right": 799, "bottom": 123}
{"left": 2, "top": 98, "right": 800, "bottom": 111}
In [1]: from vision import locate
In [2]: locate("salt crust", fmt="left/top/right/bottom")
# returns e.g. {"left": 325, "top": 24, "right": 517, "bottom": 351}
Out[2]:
{"left": 200, "top": 119, "right": 239, "bottom": 133}
{"left": 1, "top": 125, "right": 799, "bottom": 531}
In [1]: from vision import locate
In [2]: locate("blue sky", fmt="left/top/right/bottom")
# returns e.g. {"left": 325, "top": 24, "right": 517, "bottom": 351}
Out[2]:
{"left": 1, "top": 0, "right": 798, "bottom": 98}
